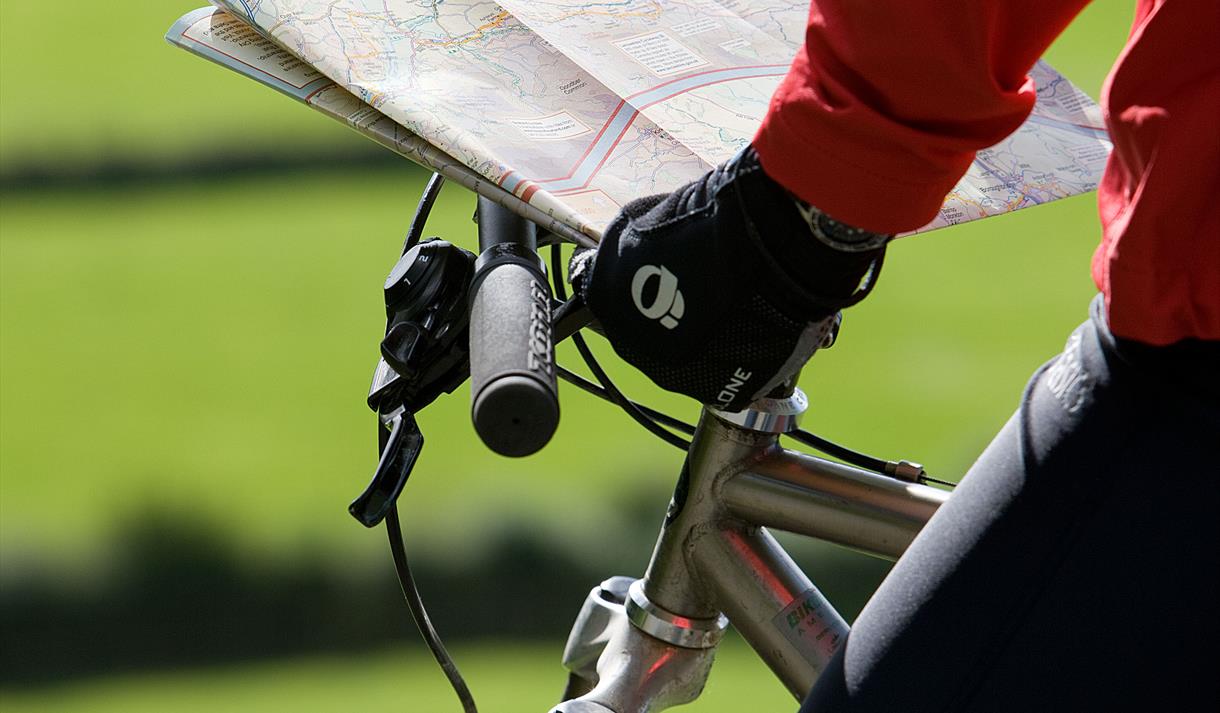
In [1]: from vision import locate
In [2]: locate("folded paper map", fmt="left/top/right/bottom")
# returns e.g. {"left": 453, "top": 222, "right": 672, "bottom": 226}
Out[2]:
{"left": 168, "top": 2, "right": 1112, "bottom": 243}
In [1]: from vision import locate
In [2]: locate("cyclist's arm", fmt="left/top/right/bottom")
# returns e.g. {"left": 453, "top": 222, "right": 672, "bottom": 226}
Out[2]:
{"left": 754, "top": 0, "right": 1092, "bottom": 234}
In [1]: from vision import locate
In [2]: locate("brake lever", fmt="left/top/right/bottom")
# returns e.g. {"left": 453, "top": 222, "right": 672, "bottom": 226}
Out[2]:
{"left": 349, "top": 412, "right": 425, "bottom": 527}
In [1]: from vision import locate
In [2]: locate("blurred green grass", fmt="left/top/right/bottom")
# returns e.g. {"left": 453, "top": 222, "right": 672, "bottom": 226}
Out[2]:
{"left": 0, "top": 3, "right": 361, "bottom": 172}
{"left": 0, "top": 639, "right": 795, "bottom": 712}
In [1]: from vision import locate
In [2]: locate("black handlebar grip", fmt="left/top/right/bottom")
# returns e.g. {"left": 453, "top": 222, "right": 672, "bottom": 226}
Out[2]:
{"left": 468, "top": 216, "right": 559, "bottom": 457}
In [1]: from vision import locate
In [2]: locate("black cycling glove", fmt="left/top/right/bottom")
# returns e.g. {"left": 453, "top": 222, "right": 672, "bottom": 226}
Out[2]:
{"left": 571, "top": 146, "right": 888, "bottom": 412}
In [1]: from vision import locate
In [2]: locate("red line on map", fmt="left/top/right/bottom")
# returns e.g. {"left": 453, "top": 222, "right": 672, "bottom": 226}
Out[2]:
{"left": 570, "top": 112, "right": 642, "bottom": 192}
{"left": 509, "top": 63, "right": 795, "bottom": 197}
{"left": 541, "top": 67, "right": 789, "bottom": 196}
{"left": 532, "top": 98, "right": 631, "bottom": 183}
{"left": 624, "top": 63, "right": 787, "bottom": 103}
{"left": 633, "top": 72, "right": 781, "bottom": 112}
{"left": 525, "top": 65, "right": 788, "bottom": 187}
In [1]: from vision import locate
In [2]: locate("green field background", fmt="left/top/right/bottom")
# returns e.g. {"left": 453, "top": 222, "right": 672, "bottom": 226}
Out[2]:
{"left": 1, "top": 3, "right": 1131, "bottom": 710}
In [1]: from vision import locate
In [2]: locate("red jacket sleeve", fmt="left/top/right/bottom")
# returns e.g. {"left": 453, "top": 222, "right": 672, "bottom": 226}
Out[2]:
{"left": 754, "top": 1, "right": 1092, "bottom": 234}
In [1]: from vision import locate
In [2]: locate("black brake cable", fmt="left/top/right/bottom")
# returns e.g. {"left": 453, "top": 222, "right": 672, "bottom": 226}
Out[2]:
{"left": 786, "top": 429, "right": 888, "bottom": 472}
{"left": 785, "top": 429, "right": 955, "bottom": 488}
{"left": 556, "top": 361, "right": 954, "bottom": 487}
{"left": 403, "top": 173, "right": 446, "bottom": 254}
{"left": 917, "top": 474, "right": 958, "bottom": 488}
{"left": 547, "top": 244, "right": 954, "bottom": 489}
{"left": 556, "top": 365, "right": 695, "bottom": 435}
{"left": 386, "top": 506, "right": 478, "bottom": 713}
{"left": 549, "top": 245, "right": 691, "bottom": 450}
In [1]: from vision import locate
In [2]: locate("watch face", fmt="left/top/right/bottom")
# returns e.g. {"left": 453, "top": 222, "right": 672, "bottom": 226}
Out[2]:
{"left": 814, "top": 210, "right": 889, "bottom": 250}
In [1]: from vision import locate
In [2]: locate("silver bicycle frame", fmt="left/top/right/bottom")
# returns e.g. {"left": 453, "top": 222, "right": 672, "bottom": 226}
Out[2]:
{"left": 554, "top": 392, "right": 950, "bottom": 712}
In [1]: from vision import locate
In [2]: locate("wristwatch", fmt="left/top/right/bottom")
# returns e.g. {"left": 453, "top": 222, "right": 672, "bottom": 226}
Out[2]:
{"left": 791, "top": 198, "right": 891, "bottom": 253}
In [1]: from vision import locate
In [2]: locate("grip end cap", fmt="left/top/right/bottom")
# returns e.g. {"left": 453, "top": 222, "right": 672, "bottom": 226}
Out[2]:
{"left": 472, "top": 375, "right": 559, "bottom": 457}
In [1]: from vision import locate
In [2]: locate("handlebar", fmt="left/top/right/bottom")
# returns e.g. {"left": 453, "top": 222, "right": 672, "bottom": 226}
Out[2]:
{"left": 468, "top": 197, "right": 560, "bottom": 456}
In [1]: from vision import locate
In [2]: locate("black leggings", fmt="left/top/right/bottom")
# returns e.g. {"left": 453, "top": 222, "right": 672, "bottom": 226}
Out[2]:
{"left": 800, "top": 297, "right": 1220, "bottom": 711}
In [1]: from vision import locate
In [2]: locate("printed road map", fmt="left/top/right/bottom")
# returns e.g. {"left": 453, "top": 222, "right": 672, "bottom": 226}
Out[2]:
{"left": 177, "top": 1, "right": 1112, "bottom": 240}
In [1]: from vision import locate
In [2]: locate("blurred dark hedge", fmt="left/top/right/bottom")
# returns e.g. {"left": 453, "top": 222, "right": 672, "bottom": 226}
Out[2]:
{"left": 1, "top": 501, "right": 889, "bottom": 685}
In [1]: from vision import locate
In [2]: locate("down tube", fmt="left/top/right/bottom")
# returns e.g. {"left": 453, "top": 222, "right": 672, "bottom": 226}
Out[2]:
{"left": 692, "top": 524, "right": 848, "bottom": 700}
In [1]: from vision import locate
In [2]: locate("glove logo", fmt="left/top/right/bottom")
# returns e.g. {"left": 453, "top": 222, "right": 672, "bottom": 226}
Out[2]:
{"left": 631, "top": 265, "right": 685, "bottom": 329}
